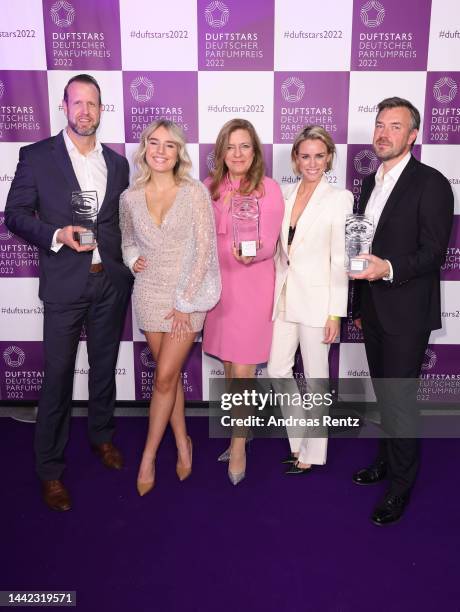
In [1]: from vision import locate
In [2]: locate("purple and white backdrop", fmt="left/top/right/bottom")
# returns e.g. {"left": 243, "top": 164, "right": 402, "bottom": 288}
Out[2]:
{"left": 0, "top": 0, "right": 459, "bottom": 404}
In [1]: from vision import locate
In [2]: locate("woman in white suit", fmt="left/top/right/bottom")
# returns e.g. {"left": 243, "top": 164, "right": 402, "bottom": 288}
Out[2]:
{"left": 267, "top": 126, "right": 353, "bottom": 473}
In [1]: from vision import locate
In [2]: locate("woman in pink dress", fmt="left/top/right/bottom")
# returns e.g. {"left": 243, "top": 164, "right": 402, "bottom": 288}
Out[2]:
{"left": 202, "top": 118, "right": 284, "bottom": 485}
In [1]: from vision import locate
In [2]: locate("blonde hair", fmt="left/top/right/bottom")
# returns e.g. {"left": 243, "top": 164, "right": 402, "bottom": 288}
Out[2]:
{"left": 291, "top": 125, "right": 336, "bottom": 175}
{"left": 130, "top": 120, "right": 192, "bottom": 189}
{"left": 209, "top": 118, "right": 265, "bottom": 200}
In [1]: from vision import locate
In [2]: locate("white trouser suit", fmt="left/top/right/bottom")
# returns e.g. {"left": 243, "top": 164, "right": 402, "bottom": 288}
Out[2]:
{"left": 268, "top": 310, "right": 330, "bottom": 465}
{"left": 267, "top": 177, "right": 353, "bottom": 465}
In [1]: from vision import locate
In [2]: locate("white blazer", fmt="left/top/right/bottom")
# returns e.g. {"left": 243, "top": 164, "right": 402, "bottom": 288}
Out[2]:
{"left": 272, "top": 175, "right": 353, "bottom": 327}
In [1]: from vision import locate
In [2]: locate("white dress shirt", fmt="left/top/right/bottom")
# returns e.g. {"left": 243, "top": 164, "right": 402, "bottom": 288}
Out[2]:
{"left": 365, "top": 151, "right": 412, "bottom": 281}
{"left": 51, "top": 128, "right": 107, "bottom": 264}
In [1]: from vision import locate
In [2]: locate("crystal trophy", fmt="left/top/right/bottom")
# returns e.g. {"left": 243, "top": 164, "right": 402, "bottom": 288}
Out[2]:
{"left": 345, "top": 214, "right": 374, "bottom": 272}
{"left": 71, "top": 190, "right": 98, "bottom": 246}
{"left": 231, "top": 195, "right": 259, "bottom": 257}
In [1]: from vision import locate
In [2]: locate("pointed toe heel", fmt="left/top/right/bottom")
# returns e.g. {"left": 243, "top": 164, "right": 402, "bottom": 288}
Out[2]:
{"left": 137, "top": 458, "right": 155, "bottom": 496}
{"left": 217, "top": 447, "right": 231, "bottom": 462}
{"left": 228, "top": 450, "right": 247, "bottom": 486}
{"left": 285, "top": 462, "right": 314, "bottom": 475}
{"left": 137, "top": 479, "right": 154, "bottom": 497}
{"left": 176, "top": 436, "right": 193, "bottom": 482}
{"left": 281, "top": 453, "right": 297, "bottom": 465}
{"left": 228, "top": 469, "right": 246, "bottom": 486}
{"left": 218, "top": 432, "right": 253, "bottom": 462}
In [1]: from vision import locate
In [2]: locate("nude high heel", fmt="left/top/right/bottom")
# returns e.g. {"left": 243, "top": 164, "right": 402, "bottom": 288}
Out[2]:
{"left": 137, "top": 479, "right": 154, "bottom": 497}
{"left": 137, "top": 461, "right": 155, "bottom": 496}
{"left": 176, "top": 436, "right": 193, "bottom": 482}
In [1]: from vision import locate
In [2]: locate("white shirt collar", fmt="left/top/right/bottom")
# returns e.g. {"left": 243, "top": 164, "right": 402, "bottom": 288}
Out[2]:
{"left": 375, "top": 151, "right": 412, "bottom": 186}
{"left": 62, "top": 128, "right": 103, "bottom": 156}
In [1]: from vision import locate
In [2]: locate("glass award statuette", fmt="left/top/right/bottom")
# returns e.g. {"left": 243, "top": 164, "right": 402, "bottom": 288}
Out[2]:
{"left": 71, "top": 190, "right": 99, "bottom": 246}
{"left": 345, "top": 214, "right": 374, "bottom": 272}
{"left": 231, "top": 195, "right": 260, "bottom": 257}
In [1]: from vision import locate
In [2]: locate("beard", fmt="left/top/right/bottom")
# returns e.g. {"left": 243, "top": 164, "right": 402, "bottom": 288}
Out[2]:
{"left": 68, "top": 117, "right": 100, "bottom": 137}
{"left": 373, "top": 139, "right": 408, "bottom": 161}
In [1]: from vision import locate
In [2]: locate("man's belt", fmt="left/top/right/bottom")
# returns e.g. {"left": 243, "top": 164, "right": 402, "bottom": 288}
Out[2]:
{"left": 89, "top": 263, "right": 103, "bottom": 273}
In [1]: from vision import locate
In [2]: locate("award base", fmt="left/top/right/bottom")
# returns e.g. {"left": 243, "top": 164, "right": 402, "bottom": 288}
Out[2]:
{"left": 74, "top": 230, "right": 96, "bottom": 246}
{"left": 349, "top": 258, "right": 368, "bottom": 272}
{"left": 239, "top": 240, "right": 257, "bottom": 257}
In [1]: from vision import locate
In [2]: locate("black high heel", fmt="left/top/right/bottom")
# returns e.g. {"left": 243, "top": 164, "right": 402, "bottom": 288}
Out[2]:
{"left": 285, "top": 461, "right": 314, "bottom": 475}
{"left": 281, "top": 453, "right": 297, "bottom": 465}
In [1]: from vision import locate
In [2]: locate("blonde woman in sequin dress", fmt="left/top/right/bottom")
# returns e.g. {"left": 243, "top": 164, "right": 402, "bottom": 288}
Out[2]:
{"left": 120, "top": 120, "right": 221, "bottom": 496}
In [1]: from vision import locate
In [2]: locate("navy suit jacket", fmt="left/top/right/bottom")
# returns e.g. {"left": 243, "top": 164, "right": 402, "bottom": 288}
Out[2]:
{"left": 5, "top": 132, "right": 133, "bottom": 303}
{"left": 352, "top": 155, "right": 454, "bottom": 334}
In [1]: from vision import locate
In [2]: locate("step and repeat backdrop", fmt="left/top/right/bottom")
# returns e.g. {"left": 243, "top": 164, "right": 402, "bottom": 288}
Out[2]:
{"left": 0, "top": 0, "right": 459, "bottom": 405}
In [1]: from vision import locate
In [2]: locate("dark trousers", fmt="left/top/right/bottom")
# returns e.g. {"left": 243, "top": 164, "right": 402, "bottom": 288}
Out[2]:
{"left": 35, "top": 270, "right": 130, "bottom": 480}
{"left": 361, "top": 286, "right": 430, "bottom": 497}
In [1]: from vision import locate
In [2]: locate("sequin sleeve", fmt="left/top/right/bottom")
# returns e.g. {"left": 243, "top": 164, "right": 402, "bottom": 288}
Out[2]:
{"left": 174, "top": 180, "right": 221, "bottom": 313}
{"left": 119, "top": 189, "right": 141, "bottom": 270}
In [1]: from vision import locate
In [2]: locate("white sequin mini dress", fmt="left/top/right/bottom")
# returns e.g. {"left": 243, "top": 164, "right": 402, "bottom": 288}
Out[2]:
{"left": 120, "top": 179, "right": 221, "bottom": 333}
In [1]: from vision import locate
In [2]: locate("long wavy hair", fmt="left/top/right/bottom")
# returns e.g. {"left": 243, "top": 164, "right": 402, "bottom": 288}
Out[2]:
{"left": 130, "top": 120, "right": 192, "bottom": 190}
{"left": 209, "top": 118, "right": 265, "bottom": 201}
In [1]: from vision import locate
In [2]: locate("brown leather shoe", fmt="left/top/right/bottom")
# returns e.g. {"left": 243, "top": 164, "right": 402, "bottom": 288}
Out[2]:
{"left": 41, "top": 480, "right": 72, "bottom": 512}
{"left": 92, "top": 442, "right": 124, "bottom": 470}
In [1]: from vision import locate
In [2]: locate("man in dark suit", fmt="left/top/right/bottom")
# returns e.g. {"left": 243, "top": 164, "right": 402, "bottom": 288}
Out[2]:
{"left": 350, "top": 97, "right": 453, "bottom": 525}
{"left": 5, "top": 74, "right": 133, "bottom": 511}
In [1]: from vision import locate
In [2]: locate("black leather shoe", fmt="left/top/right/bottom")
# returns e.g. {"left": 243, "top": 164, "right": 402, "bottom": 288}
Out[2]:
{"left": 371, "top": 492, "right": 408, "bottom": 526}
{"left": 285, "top": 462, "right": 313, "bottom": 475}
{"left": 352, "top": 461, "right": 386, "bottom": 485}
{"left": 281, "top": 453, "right": 297, "bottom": 465}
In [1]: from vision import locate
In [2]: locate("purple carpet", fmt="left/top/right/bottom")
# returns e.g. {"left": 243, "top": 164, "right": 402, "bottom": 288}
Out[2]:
{"left": 3, "top": 416, "right": 459, "bottom": 612}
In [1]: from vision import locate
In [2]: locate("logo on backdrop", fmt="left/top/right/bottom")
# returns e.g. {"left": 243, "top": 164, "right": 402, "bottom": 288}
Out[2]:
{"left": 0, "top": 342, "right": 44, "bottom": 400}
{"left": 140, "top": 346, "right": 156, "bottom": 369}
{"left": 433, "top": 77, "right": 458, "bottom": 104}
{"left": 205, "top": 1, "right": 230, "bottom": 29}
{"left": 360, "top": 1, "right": 386, "bottom": 28}
{"left": 50, "top": 0, "right": 76, "bottom": 28}
{"left": 422, "top": 349, "right": 437, "bottom": 370}
{"left": 418, "top": 345, "right": 460, "bottom": 404}
{"left": 206, "top": 151, "right": 216, "bottom": 172}
{"left": 3, "top": 346, "right": 26, "bottom": 368}
{"left": 346, "top": 144, "right": 387, "bottom": 207}
{"left": 423, "top": 72, "right": 460, "bottom": 145}
{"left": 198, "top": 0, "right": 273, "bottom": 70}
{"left": 44, "top": 0, "right": 121, "bottom": 70}
{"left": 281, "top": 77, "right": 305, "bottom": 103}
{"left": 274, "top": 71, "right": 349, "bottom": 144}
{"left": 130, "top": 77, "right": 154, "bottom": 103}
{"left": 123, "top": 71, "right": 197, "bottom": 143}
{"left": 353, "top": 150, "right": 379, "bottom": 175}
{"left": 0, "top": 72, "right": 50, "bottom": 142}
{"left": 0, "top": 217, "right": 12, "bottom": 241}
{"left": 0, "top": 212, "right": 40, "bottom": 278}
{"left": 352, "top": 0, "right": 429, "bottom": 71}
